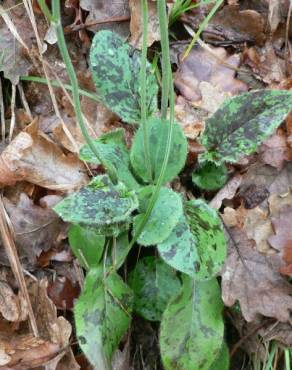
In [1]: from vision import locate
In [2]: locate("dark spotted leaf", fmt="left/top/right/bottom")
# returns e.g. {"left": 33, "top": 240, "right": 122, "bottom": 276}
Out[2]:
{"left": 130, "top": 117, "right": 188, "bottom": 184}
{"left": 90, "top": 30, "right": 158, "bottom": 124}
{"left": 160, "top": 276, "right": 224, "bottom": 370}
{"left": 185, "top": 199, "right": 227, "bottom": 280}
{"left": 129, "top": 256, "right": 181, "bottom": 321}
{"left": 75, "top": 268, "right": 133, "bottom": 369}
{"left": 157, "top": 215, "right": 199, "bottom": 277}
{"left": 54, "top": 175, "right": 138, "bottom": 236}
{"left": 68, "top": 224, "right": 105, "bottom": 269}
{"left": 192, "top": 162, "right": 228, "bottom": 191}
{"left": 133, "top": 186, "right": 183, "bottom": 246}
{"left": 200, "top": 90, "right": 292, "bottom": 164}
{"left": 79, "top": 129, "right": 140, "bottom": 190}
{"left": 209, "top": 342, "right": 229, "bottom": 370}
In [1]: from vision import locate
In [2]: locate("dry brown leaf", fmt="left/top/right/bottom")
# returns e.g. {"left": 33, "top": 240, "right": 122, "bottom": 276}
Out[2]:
{"left": 259, "top": 129, "right": 289, "bottom": 170}
{"left": 129, "top": 0, "right": 160, "bottom": 48}
{"left": 80, "top": 0, "right": 130, "bottom": 36}
{"left": 0, "top": 120, "right": 89, "bottom": 191}
{"left": 259, "top": 322, "right": 292, "bottom": 347}
{"left": 3, "top": 193, "right": 63, "bottom": 266}
{"left": 175, "top": 45, "right": 247, "bottom": 102}
{"left": 208, "top": 5, "right": 266, "bottom": 45}
{"left": 222, "top": 228, "right": 292, "bottom": 322}
{"left": 269, "top": 205, "right": 292, "bottom": 276}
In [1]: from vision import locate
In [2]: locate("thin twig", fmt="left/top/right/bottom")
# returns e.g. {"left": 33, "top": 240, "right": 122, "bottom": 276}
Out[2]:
{"left": 0, "top": 78, "right": 5, "bottom": 143}
{"left": 9, "top": 84, "right": 16, "bottom": 141}
{"left": 17, "top": 83, "right": 32, "bottom": 120}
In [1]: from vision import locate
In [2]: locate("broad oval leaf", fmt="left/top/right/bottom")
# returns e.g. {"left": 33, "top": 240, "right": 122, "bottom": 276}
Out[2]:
{"left": 130, "top": 117, "right": 188, "bottom": 184}
{"left": 90, "top": 30, "right": 158, "bottom": 124}
{"left": 80, "top": 129, "right": 140, "bottom": 190}
{"left": 68, "top": 224, "right": 105, "bottom": 269}
{"left": 157, "top": 215, "right": 199, "bottom": 276}
{"left": 129, "top": 256, "right": 181, "bottom": 321}
{"left": 54, "top": 175, "right": 138, "bottom": 236}
{"left": 192, "top": 162, "right": 228, "bottom": 191}
{"left": 133, "top": 186, "right": 183, "bottom": 246}
{"left": 200, "top": 90, "right": 292, "bottom": 164}
{"left": 75, "top": 268, "right": 133, "bottom": 369}
{"left": 185, "top": 199, "right": 227, "bottom": 280}
{"left": 160, "top": 276, "right": 224, "bottom": 370}
{"left": 209, "top": 342, "right": 229, "bottom": 370}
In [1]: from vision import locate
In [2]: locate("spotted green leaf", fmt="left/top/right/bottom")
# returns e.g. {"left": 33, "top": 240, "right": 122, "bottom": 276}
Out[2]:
{"left": 133, "top": 186, "right": 183, "bottom": 246}
{"left": 200, "top": 90, "right": 292, "bottom": 164}
{"left": 192, "top": 162, "right": 228, "bottom": 191}
{"left": 68, "top": 224, "right": 105, "bottom": 269}
{"left": 185, "top": 199, "right": 227, "bottom": 280}
{"left": 54, "top": 175, "right": 138, "bottom": 236}
{"left": 130, "top": 117, "right": 188, "bottom": 184}
{"left": 209, "top": 342, "right": 230, "bottom": 370}
{"left": 75, "top": 268, "right": 133, "bottom": 369}
{"left": 79, "top": 129, "right": 140, "bottom": 190}
{"left": 157, "top": 215, "right": 199, "bottom": 276}
{"left": 129, "top": 256, "right": 181, "bottom": 321}
{"left": 160, "top": 276, "right": 224, "bottom": 370}
{"left": 90, "top": 30, "right": 158, "bottom": 124}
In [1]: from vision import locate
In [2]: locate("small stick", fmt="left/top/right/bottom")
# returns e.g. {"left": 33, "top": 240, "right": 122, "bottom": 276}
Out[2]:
{"left": 0, "top": 78, "right": 5, "bottom": 143}
{"left": 9, "top": 84, "right": 16, "bottom": 141}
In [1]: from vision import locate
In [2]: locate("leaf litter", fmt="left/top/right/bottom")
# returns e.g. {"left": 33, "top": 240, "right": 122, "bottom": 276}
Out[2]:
{"left": 0, "top": 0, "right": 292, "bottom": 368}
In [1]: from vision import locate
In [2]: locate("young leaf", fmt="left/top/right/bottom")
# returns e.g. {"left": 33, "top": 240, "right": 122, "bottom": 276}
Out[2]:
{"left": 90, "top": 30, "right": 158, "bottom": 124}
{"left": 160, "top": 276, "right": 224, "bottom": 370}
{"left": 200, "top": 90, "right": 292, "bottom": 164}
{"left": 129, "top": 256, "right": 181, "bottom": 321}
{"left": 157, "top": 215, "right": 199, "bottom": 277}
{"left": 192, "top": 162, "right": 228, "bottom": 191}
{"left": 133, "top": 186, "right": 183, "bottom": 246}
{"left": 130, "top": 117, "right": 188, "bottom": 184}
{"left": 54, "top": 175, "right": 138, "bottom": 234}
{"left": 185, "top": 199, "right": 227, "bottom": 280}
{"left": 80, "top": 129, "right": 140, "bottom": 190}
{"left": 68, "top": 224, "right": 105, "bottom": 269}
{"left": 75, "top": 268, "right": 133, "bottom": 369}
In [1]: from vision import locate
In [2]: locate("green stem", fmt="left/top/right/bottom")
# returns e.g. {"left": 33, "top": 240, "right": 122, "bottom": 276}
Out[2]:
{"left": 128, "top": 0, "right": 175, "bottom": 248}
{"left": 158, "top": 0, "right": 170, "bottom": 118}
{"left": 38, "top": 0, "right": 117, "bottom": 182}
{"left": 182, "top": 0, "right": 223, "bottom": 60}
{"left": 140, "top": 0, "right": 152, "bottom": 181}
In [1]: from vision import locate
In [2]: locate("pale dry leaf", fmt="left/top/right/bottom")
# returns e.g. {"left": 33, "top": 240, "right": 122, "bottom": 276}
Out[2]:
{"left": 0, "top": 280, "right": 27, "bottom": 322}
{"left": 175, "top": 45, "right": 247, "bottom": 102}
{"left": 129, "top": 0, "right": 160, "bottom": 48}
{"left": 222, "top": 228, "right": 292, "bottom": 322}
{"left": 210, "top": 174, "right": 242, "bottom": 210}
{"left": 174, "top": 96, "right": 206, "bottom": 139}
{"left": 0, "top": 120, "right": 89, "bottom": 191}
{"left": 199, "top": 81, "right": 230, "bottom": 114}
{"left": 3, "top": 193, "right": 63, "bottom": 265}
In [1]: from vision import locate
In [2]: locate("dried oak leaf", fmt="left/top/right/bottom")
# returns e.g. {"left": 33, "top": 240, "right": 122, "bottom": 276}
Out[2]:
{"left": 259, "top": 322, "right": 292, "bottom": 347}
{"left": 0, "top": 120, "right": 89, "bottom": 191}
{"left": 175, "top": 45, "right": 247, "bottom": 102}
{"left": 221, "top": 228, "right": 292, "bottom": 322}
{"left": 269, "top": 205, "right": 292, "bottom": 276}
{"left": 3, "top": 193, "right": 63, "bottom": 266}
{"left": 129, "top": 0, "right": 160, "bottom": 48}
